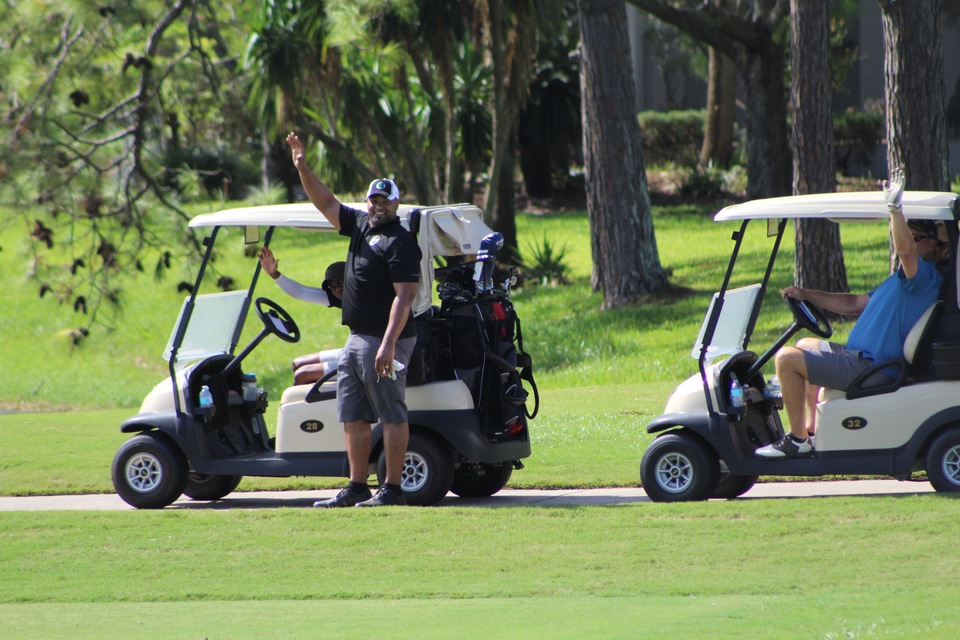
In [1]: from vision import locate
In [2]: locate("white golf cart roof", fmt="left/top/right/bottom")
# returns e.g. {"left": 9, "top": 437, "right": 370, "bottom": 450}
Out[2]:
{"left": 715, "top": 191, "right": 959, "bottom": 222}
{"left": 189, "top": 201, "right": 493, "bottom": 316}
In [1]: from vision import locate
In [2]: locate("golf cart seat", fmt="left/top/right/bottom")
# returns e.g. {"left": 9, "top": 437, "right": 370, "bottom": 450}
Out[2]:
{"left": 281, "top": 382, "right": 335, "bottom": 405}
{"left": 279, "top": 378, "right": 476, "bottom": 410}
{"left": 822, "top": 300, "right": 942, "bottom": 401}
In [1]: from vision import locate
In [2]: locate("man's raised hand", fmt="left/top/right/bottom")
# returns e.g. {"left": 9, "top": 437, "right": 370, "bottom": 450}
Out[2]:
{"left": 286, "top": 132, "right": 307, "bottom": 169}
{"left": 884, "top": 167, "right": 905, "bottom": 211}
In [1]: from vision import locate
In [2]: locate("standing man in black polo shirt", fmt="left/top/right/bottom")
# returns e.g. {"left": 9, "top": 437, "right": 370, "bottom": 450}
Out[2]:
{"left": 286, "top": 132, "right": 421, "bottom": 507}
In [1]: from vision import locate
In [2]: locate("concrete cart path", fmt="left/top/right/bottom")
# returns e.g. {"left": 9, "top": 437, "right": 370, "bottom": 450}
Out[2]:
{"left": 0, "top": 479, "right": 936, "bottom": 511}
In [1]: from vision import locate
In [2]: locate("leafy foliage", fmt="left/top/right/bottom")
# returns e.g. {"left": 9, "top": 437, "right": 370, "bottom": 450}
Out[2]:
{"left": 637, "top": 110, "right": 706, "bottom": 167}
{"left": 833, "top": 109, "right": 883, "bottom": 176}
{"left": 0, "top": 1, "right": 253, "bottom": 333}
{"left": 523, "top": 234, "right": 571, "bottom": 286}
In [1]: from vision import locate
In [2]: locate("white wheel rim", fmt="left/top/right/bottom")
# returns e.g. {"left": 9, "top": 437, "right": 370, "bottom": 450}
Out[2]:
{"left": 655, "top": 451, "right": 694, "bottom": 494}
{"left": 941, "top": 445, "right": 960, "bottom": 485}
{"left": 400, "top": 451, "right": 429, "bottom": 492}
{"left": 125, "top": 452, "right": 163, "bottom": 493}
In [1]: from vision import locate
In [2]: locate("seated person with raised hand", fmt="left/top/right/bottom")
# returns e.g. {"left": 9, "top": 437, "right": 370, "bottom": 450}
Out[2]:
{"left": 258, "top": 246, "right": 344, "bottom": 385}
{"left": 755, "top": 169, "right": 948, "bottom": 459}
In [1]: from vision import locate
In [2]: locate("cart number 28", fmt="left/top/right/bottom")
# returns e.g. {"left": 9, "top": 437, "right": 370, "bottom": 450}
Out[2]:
{"left": 300, "top": 420, "right": 325, "bottom": 433}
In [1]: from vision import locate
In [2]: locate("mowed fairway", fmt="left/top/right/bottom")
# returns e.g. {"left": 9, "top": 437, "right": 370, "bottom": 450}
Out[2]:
{"left": 2, "top": 496, "right": 960, "bottom": 638}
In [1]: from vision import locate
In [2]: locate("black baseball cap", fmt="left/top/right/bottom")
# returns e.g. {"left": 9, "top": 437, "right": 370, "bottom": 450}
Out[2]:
{"left": 365, "top": 178, "right": 400, "bottom": 201}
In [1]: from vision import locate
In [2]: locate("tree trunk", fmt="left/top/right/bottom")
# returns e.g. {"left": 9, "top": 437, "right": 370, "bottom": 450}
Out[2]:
{"left": 625, "top": 0, "right": 792, "bottom": 199}
{"left": 699, "top": 46, "right": 736, "bottom": 168}
{"left": 879, "top": 0, "right": 948, "bottom": 191}
{"left": 879, "top": 0, "right": 948, "bottom": 273}
{"left": 481, "top": 0, "right": 535, "bottom": 241}
{"left": 578, "top": 0, "right": 668, "bottom": 308}
{"left": 740, "top": 39, "right": 791, "bottom": 199}
{"left": 790, "top": 0, "right": 847, "bottom": 296}
{"left": 497, "top": 119, "right": 520, "bottom": 260}
{"left": 519, "top": 112, "right": 554, "bottom": 198}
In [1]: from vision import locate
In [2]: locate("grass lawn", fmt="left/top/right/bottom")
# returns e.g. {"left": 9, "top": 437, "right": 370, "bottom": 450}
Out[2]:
{"left": 2, "top": 197, "right": 937, "bottom": 638}
{"left": 3, "top": 496, "right": 960, "bottom": 638}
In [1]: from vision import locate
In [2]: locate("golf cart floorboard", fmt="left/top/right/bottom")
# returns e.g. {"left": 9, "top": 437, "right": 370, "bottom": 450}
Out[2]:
{"left": 191, "top": 451, "right": 349, "bottom": 478}
{"left": 731, "top": 449, "right": 912, "bottom": 478}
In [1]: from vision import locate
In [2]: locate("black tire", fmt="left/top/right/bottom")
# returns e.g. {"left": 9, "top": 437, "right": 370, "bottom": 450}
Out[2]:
{"left": 450, "top": 463, "right": 513, "bottom": 498}
{"left": 111, "top": 433, "right": 188, "bottom": 509}
{"left": 183, "top": 473, "right": 243, "bottom": 501}
{"left": 376, "top": 432, "right": 454, "bottom": 506}
{"left": 640, "top": 432, "right": 720, "bottom": 503}
{"left": 926, "top": 428, "right": 960, "bottom": 493}
{"left": 712, "top": 461, "right": 759, "bottom": 500}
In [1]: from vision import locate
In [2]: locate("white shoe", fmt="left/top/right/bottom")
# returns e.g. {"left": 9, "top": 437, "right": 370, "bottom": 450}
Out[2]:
{"left": 755, "top": 434, "right": 813, "bottom": 458}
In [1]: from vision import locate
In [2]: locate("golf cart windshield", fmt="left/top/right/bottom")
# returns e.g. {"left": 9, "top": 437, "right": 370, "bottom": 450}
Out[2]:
{"left": 164, "top": 290, "right": 248, "bottom": 368}
{"left": 692, "top": 284, "right": 761, "bottom": 360}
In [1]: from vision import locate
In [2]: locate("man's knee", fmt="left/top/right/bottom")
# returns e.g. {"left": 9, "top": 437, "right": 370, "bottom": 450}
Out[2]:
{"left": 292, "top": 354, "right": 317, "bottom": 370}
{"left": 775, "top": 345, "right": 807, "bottom": 373}
{"left": 293, "top": 364, "right": 325, "bottom": 386}
{"left": 796, "top": 337, "right": 820, "bottom": 351}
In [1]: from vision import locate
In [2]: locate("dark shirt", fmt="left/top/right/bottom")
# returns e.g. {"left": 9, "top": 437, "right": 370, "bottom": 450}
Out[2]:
{"left": 339, "top": 204, "right": 421, "bottom": 338}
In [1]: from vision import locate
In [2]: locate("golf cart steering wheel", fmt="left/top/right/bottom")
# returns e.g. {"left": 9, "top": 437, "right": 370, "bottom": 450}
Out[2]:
{"left": 255, "top": 297, "right": 300, "bottom": 344}
{"left": 786, "top": 296, "right": 833, "bottom": 339}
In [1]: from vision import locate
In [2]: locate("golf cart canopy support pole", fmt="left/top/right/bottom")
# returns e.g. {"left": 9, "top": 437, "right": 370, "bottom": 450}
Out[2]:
{"left": 167, "top": 226, "right": 220, "bottom": 420}
{"left": 698, "top": 218, "right": 786, "bottom": 415}
{"left": 742, "top": 218, "right": 788, "bottom": 382}
{"left": 697, "top": 220, "right": 748, "bottom": 416}
{"left": 229, "top": 226, "right": 275, "bottom": 356}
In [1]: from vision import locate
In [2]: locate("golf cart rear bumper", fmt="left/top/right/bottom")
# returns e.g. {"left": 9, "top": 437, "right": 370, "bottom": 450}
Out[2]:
{"left": 399, "top": 409, "right": 531, "bottom": 464}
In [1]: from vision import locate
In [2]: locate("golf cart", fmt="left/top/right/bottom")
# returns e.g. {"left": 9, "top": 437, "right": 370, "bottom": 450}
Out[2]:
{"left": 111, "top": 202, "right": 536, "bottom": 508}
{"left": 641, "top": 190, "right": 960, "bottom": 502}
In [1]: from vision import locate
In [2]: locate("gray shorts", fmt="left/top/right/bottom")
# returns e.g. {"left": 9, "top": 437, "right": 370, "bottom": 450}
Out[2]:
{"left": 802, "top": 340, "right": 877, "bottom": 391}
{"left": 337, "top": 333, "right": 416, "bottom": 425}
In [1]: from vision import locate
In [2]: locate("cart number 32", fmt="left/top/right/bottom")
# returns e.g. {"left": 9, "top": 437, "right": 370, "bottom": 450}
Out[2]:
{"left": 842, "top": 417, "right": 867, "bottom": 430}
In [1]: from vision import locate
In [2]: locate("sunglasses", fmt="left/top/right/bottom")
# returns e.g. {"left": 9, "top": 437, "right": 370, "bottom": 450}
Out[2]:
{"left": 912, "top": 233, "right": 934, "bottom": 242}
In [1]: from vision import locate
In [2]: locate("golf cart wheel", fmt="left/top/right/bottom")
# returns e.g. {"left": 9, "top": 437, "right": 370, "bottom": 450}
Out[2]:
{"left": 926, "top": 428, "right": 960, "bottom": 493}
{"left": 450, "top": 462, "right": 513, "bottom": 498}
{"left": 111, "top": 433, "right": 188, "bottom": 509}
{"left": 640, "top": 432, "right": 720, "bottom": 503}
{"left": 183, "top": 473, "right": 243, "bottom": 501}
{"left": 712, "top": 462, "right": 759, "bottom": 500}
{"left": 376, "top": 432, "right": 454, "bottom": 506}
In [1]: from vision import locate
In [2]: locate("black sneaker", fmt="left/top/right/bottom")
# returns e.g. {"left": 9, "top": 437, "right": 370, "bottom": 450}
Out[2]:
{"left": 355, "top": 485, "right": 405, "bottom": 507}
{"left": 755, "top": 434, "right": 813, "bottom": 459}
{"left": 313, "top": 485, "right": 372, "bottom": 508}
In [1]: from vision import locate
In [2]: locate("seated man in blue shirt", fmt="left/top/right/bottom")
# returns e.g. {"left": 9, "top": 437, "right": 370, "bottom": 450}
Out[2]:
{"left": 756, "top": 170, "right": 949, "bottom": 458}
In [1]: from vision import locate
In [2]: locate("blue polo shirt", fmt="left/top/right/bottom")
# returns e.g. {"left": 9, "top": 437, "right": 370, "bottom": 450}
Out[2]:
{"left": 846, "top": 259, "right": 942, "bottom": 363}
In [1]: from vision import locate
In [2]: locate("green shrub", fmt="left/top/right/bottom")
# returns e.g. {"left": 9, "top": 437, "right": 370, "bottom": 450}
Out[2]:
{"left": 637, "top": 110, "right": 704, "bottom": 168}
{"left": 163, "top": 146, "right": 261, "bottom": 200}
{"left": 678, "top": 162, "right": 727, "bottom": 200}
{"left": 833, "top": 110, "right": 883, "bottom": 176}
{"left": 523, "top": 234, "right": 571, "bottom": 286}
{"left": 244, "top": 182, "right": 287, "bottom": 206}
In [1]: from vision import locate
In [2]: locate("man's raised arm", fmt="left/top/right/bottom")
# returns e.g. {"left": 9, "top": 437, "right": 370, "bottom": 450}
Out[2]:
{"left": 286, "top": 132, "right": 341, "bottom": 229}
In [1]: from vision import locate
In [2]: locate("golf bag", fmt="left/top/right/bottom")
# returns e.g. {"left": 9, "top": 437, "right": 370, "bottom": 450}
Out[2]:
{"left": 443, "top": 291, "right": 539, "bottom": 435}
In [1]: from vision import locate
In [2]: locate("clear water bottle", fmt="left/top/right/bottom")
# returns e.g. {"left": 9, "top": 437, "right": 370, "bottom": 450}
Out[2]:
{"left": 199, "top": 385, "right": 213, "bottom": 409}
{"left": 770, "top": 375, "right": 781, "bottom": 398}
{"left": 242, "top": 373, "right": 258, "bottom": 402}
{"left": 729, "top": 376, "right": 744, "bottom": 409}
